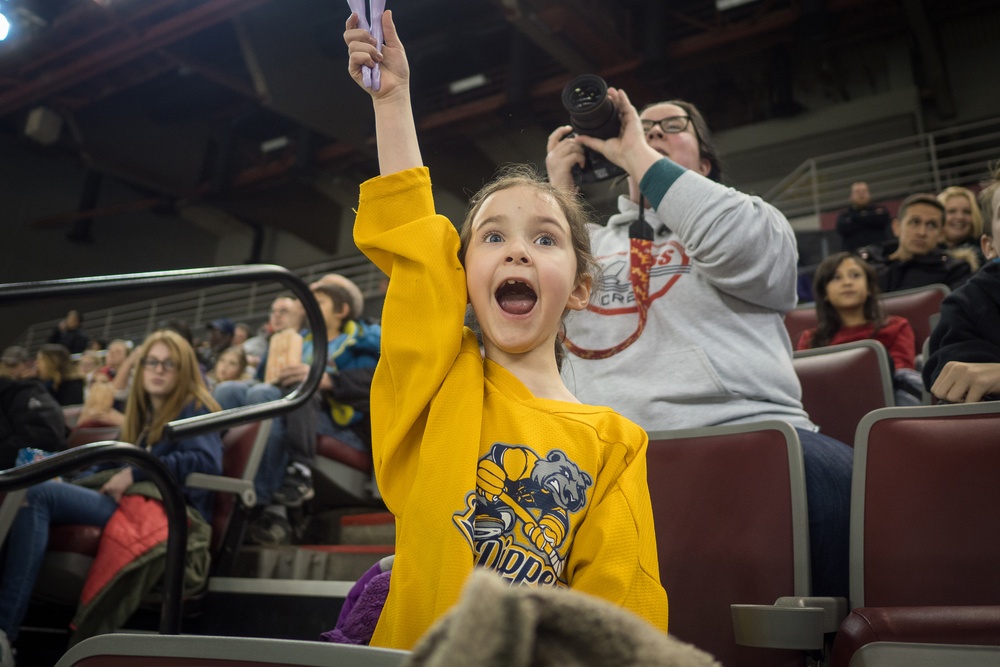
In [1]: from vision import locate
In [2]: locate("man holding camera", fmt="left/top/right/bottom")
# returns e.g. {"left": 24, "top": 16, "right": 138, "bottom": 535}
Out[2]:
{"left": 546, "top": 86, "right": 853, "bottom": 600}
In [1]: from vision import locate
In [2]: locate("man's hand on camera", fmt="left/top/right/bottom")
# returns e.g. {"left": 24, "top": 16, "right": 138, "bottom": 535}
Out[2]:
{"left": 545, "top": 126, "right": 586, "bottom": 193}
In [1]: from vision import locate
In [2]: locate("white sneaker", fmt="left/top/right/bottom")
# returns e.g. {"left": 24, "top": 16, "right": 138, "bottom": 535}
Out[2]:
{"left": 0, "top": 628, "right": 15, "bottom": 667}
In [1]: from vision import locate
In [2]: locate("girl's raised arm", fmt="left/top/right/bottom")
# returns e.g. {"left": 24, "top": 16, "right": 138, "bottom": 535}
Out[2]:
{"left": 344, "top": 9, "right": 421, "bottom": 175}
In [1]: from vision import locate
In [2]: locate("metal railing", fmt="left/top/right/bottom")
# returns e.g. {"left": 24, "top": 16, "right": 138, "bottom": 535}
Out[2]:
{"left": 765, "top": 116, "right": 1000, "bottom": 220}
{"left": 13, "top": 254, "right": 383, "bottom": 354}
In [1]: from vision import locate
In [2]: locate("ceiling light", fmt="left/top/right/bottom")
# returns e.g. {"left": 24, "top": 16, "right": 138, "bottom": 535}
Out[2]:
{"left": 0, "top": 12, "right": 10, "bottom": 41}
{"left": 260, "top": 136, "right": 290, "bottom": 153}
{"left": 448, "top": 74, "right": 488, "bottom": 95}
{"left": 716, "top": 0, "right": 758, "bottom": 9}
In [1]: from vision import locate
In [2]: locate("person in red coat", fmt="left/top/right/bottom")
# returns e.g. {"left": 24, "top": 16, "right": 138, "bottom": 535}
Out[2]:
{"left": 797, "top": 251, "right": 923, "bottom": 404}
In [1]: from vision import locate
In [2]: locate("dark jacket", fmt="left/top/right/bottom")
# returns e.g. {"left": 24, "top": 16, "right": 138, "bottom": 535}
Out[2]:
{"left": 859, "top": 240, "right": 972, "bottom": 293}
{"left": 836, "top": 204, "right": 892, "bottom": 251}
{"left": 46, "top": 377, "right": 86, "bottom": 407}
{"left": 48, "top": 326, "right": 90, "bottom": 354}
{"left": 0, "top": 378, "right": 68, "bottom": 468}
{"left": 922, "top": 260, "right": 1000, "bottom": 390}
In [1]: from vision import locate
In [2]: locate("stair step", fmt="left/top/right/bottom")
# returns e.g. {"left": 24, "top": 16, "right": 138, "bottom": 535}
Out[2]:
{"left": 339, "top": 512, "right": 395, "bottom": 546}
{"left": 235, "top": 544, "right": 393, "bottom": 581}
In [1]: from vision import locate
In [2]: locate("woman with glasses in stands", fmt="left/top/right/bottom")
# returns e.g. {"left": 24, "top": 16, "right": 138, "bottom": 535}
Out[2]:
{"left": 0, "top": 329, "right": 222, "bottom": 661}
{"left": 546, "top": 94, "right": 854, "bottom": 601}
{"left": 797, "top": 252, "right": 922, "bottom": 405}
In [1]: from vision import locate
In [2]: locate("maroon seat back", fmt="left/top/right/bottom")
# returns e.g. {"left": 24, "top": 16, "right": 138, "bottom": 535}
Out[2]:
{"left": 832, "top": 402, "right": 1000, "bottom": 666}
{"left": 851, "top": 402, "right": 1000, "bottom": 608}
{"left": 784, "top": 306, "right": 818, "bottom": 348}
{"left": 66, "top": 423, "right": 122, "bottom": 449}
{"left": 212, "top": 420, "right": 263, "bottom": 555}
{"left": 793, "top": 340, "right": 894, "bottom": 446}
{"left": 647, "top": 421, "right": 810, "bottom": 667}
{"left": 880, "top": 284, "right": 949, "bottom": 354}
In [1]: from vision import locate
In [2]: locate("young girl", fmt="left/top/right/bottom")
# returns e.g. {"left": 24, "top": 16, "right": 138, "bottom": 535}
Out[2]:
{"left": 0, "top": 329, "right": 222, "bottom": 653}
{"left": 206, "top": 345, "right": 251, "bottom": 391}
{"left": 797, "top": 252, "right": 922, "bottom": 404}
{"left": 345, "top": 10, "right": 668, "bottom": 649}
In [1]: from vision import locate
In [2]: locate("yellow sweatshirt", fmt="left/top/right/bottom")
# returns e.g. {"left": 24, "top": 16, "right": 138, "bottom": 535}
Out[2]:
{"left": 354, "top": 167, "right": 669, "bottom": 649}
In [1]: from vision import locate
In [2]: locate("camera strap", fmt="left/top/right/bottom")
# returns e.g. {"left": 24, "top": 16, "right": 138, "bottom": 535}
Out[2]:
{"left": 562, "top": 218, "right": 654, "bottom": 360}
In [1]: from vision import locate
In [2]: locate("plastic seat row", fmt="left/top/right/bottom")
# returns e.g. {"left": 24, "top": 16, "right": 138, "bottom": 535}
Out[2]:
{"left": 647, "top": 399, "right": 1000, "bottom": 667}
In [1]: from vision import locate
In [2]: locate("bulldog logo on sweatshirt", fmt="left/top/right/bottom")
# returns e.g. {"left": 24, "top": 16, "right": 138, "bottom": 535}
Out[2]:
{"left": 453, "top": 443, "right": 593, "bottom": 584}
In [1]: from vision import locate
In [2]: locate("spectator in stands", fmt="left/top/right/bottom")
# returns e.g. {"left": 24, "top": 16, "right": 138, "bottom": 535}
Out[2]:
{"left": 347, "top": 13, "right": 668, "bottom": 646}
{"left": 0, "top": 346, "right": 35, "bottom": 380}
{"left": 923, "top": 166, "right": 1000, "bottom": 403}
{"left": 47, "top": 309, "right": 89, "bottom": 354}
{"left": 836, "top": 181, "right": 892, "bottom": 251}
{"left": 36, "top": 344, "right": 85, "bottom": 406}
{"left": 233, "top": 322, "right": 252, "bottom": 347}
{"left": 0, "top": 329, "right": 222, "bottom": 658}
{"left": 796, "top": 252, "right": 923, "bottom": 405}
{"left": 96, "top": 339, "right": 130, "bottom": 382}
{"left": 77, "top": 377, "right": 124, "bottom": 428}
{"left": 213, "top": 295, "right": 311, "bottom": 544}
{"left": 546, "top": 85, "right": 853, "bottom": 598}
{"left": 205, "top": 345, "right": 251, "bottom": 392}
{"left": 201, "top": 318, "right": 235, "bottom": 369}
{"left": 937, "top": 185, "right": 985, "bottom": 272}
{"left": 858, "top": 193, "right": 971, "bottom": 293}
{"left": 76, "top": 350, "right": 103, "bottom": 384}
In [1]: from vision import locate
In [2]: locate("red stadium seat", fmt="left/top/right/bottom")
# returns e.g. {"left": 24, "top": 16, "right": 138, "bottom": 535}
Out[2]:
{"left": 793, "top": 340, "right": 894, "bottom": 446}
{"left": 830, "top": 402, "right": 1000, "bottom": 666}
{"left": 647, "top": 422, "right": 844, "bottom": 666}
{"left": 54, "top": 633, "right": 408, "bottom": 667}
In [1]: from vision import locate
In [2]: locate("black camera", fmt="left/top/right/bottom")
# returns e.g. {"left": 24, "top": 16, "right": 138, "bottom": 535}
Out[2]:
{"left": 561, "top": 74, "right": 626, "bottom": 184}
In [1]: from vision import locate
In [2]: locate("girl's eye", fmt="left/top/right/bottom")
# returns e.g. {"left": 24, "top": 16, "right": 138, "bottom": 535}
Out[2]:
{"left": 535, "top": 234, "right": 556, "bottom": 246}
{"left": 483, "top": 232, "right": 503, "bottom": 243}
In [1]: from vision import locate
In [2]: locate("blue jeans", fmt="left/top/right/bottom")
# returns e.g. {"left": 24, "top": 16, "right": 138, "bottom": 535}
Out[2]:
{"left": 214, "top": 381, "right": 287, "bottom": 506}
{"left": 795, "top": 428, "right": 853, "bottom": 600}
{"left": 316, "top": 409, "right": 367, "bottom": 452}
{"left": 0, "top": 482, "right": 118, "bottom": 639}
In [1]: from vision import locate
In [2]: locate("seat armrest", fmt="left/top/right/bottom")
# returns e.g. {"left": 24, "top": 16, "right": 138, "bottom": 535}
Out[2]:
{"left": 732, "top": 596, "right": 848, "bottom": 650}
{"left": 185, "top": 473, "right": 256, "bottom": 508}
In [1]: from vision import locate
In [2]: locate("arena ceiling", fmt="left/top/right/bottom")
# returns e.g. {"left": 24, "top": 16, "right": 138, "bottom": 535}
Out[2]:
{"left": 0, "top": 0, "right": 995, "bottom": 255}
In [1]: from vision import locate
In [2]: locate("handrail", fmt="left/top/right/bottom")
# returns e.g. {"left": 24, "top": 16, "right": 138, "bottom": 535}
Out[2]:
{"left": 0, "top": 264, "right": 328, "bottom": 438}
{"left": 0, "top": 443, "right": 188, "bottom": 635}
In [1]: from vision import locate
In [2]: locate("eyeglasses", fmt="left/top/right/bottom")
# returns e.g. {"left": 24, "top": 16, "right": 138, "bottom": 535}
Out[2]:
{"left": 641, "top": 116, "right": 692, "bottom": 134}
{"left": 141, "top": 357, "right": 177, "bottom": 372}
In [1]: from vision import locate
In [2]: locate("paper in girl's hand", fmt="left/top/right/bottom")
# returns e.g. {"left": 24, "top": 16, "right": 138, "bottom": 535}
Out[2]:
{"left": 347, "top": 0, "right": 386, "bottom": 91}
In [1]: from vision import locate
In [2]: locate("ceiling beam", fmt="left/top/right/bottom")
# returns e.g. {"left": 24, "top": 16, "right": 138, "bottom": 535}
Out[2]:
{"left": 0, "top": 0, "right": 273, "bottom": 116}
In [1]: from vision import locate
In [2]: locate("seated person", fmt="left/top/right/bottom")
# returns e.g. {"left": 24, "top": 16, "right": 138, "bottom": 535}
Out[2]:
{"left": 36, "top": 344, "right": 85, "bottom": 406}
{"left": 0, "top": 346, "right": 34, "bottom": 381}
{"left": 96, "top": 340, "right": 130, "bottom": 382}
{"left": 77, "top": 378, "right": 125, "bottom": 429}
{"left": 796, "top": 252, "right": 922, "bottom": 405}
{"left": 858, "top": 193, "right": 971, "bottom": 293}
{"left": 938, "top": 186, "right": 986, "bottom": 272}
{"left": 0, "top": 329, "right": 222, "bottom": 656}
{"left": 923, "top": 167, "right": 1000, "bottom": 403}
{"left": 205, "top": 345, "right": 252, "bottom": 392}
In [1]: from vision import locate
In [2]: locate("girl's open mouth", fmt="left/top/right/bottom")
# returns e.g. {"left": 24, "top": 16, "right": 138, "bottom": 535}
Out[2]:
{"left": 495, "top": 279, "right": 537, "bottom": 315}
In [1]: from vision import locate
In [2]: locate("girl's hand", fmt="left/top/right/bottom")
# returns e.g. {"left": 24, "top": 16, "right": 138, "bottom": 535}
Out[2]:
{"left": 100, "top": 467, "right": 134, "bottom": 503}
{"left": 345, "top": 10, "right": 407, "bottom": 101}
{"left": 545, "top": 126, "right": 585, "bottom": 193}
{"left": 573, "top": 88, "right": 662, "bottom": 184}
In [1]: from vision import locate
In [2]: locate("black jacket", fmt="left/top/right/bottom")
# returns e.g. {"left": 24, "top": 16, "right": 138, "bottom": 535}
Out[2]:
{"left": 836, "top": 204, "right": 892, "bottom": 251}
{"left": 0, "top": 378, "right": 68, "bottom": 469}
{"left": 859, "top": 240, "right": 972, "bottom": 293}
{"left": 922, "top": 261, "right": 1000, "bottom": 389}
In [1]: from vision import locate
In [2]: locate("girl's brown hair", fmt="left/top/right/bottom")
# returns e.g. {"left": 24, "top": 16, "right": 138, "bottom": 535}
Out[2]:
{"left": 458, "top": 164, "right": 599, "bottom": 369}
{"left": 122, "top": 329, "right": 220, "bottom": 445}
{"left": 810, "top": 252, "right": 885, "bottom": 349}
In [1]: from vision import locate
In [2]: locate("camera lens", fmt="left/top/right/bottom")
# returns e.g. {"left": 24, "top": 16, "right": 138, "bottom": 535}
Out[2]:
{"left": 561, "top": 74, "right": 619, "bottom": 140}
